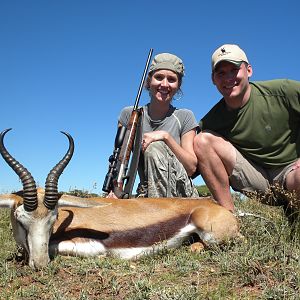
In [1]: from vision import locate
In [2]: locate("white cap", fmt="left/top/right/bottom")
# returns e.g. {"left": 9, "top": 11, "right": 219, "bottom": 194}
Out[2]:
{"left": 211, "top": 44, "right": 249, "bottom": 71}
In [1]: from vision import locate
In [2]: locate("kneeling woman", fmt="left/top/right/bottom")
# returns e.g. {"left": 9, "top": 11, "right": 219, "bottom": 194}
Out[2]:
{"left": 116, "top": 52, "right": 199, "bottom": 198}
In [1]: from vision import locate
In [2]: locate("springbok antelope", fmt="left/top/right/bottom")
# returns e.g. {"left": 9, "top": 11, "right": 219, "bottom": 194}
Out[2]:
{"left": 0, "top": 128, "right": 240, "bottom": 270}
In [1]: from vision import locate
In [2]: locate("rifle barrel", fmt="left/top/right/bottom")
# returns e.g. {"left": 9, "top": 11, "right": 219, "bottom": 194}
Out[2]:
{"left": 133, "top": 48, "right": 153, "bottom": 111}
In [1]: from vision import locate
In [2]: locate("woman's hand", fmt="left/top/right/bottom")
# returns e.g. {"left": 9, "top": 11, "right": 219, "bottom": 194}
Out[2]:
{"left": 106, "top": 191, "right": 118, "bottom": 199}
{"left": 142, "top": 129, "right": 198, "bottom": 176}
{"left": 142, "top": 131, "right": 168, "bottom": 152}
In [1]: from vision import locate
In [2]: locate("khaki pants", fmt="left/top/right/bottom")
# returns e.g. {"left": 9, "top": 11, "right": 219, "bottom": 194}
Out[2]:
{"left": 137, "top": 141, "right": 199, "bottom": 198}
{"left": 230, "top": 149, "right": 297, "bottom": 205}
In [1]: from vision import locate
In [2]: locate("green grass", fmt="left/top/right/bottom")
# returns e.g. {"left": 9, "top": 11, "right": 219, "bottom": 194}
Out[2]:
{"left": 0, "top": 195, "right": 299, "bottom": 299}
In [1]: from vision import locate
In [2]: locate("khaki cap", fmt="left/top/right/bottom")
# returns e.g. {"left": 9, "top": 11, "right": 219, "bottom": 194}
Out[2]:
{"left": 211, "top": 44, "right": 249, "bottom": 71}
{"left": 149, "top": 53, "right": 185, "bottom": 76}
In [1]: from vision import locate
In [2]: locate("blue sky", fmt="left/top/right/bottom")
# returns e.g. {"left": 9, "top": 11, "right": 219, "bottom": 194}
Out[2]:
{"left": 1, "top": 0, "right": 299, "bottom": 194}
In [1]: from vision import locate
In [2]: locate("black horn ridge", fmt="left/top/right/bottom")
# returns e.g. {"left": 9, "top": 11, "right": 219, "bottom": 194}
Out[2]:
{"left": 0, "top": 128, "right": 38, "bottom": 211}
{"left": 44, "top": 131, "right": 74, "bottom": 210}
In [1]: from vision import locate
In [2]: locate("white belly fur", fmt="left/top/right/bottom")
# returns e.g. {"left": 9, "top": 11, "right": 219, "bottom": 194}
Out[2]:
{"left": 51, "top": 223, "right": 217, "bottom": 259}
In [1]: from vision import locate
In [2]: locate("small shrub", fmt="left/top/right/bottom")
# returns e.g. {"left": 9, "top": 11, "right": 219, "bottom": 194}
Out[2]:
{"left": 195, "top": 184, "right": 212, "bottom": 197}
{"left": 64, "top": 188, "right": 99, "bottom": 198}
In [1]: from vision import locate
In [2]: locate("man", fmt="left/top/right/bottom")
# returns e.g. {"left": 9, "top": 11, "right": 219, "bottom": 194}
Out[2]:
{"left": 194, "top": 44, "right": 300, "bottom": 213}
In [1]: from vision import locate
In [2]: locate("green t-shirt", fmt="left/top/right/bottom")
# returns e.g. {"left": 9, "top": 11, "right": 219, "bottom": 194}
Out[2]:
{"left": 200, "top": 79, "right": 300, "bottom": 168}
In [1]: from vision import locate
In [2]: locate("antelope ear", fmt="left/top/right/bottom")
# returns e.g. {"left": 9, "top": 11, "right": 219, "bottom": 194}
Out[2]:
{"left": 57, "top": 194, "right": 111, "bottom": 208}
{"left": 0, "top": 194, "right": 20, "bottom": 208}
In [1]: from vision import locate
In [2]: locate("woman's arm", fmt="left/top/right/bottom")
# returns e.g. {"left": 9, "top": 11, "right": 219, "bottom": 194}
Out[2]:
{"left": 142, "top": 129, "right": 197, "bottom": 177}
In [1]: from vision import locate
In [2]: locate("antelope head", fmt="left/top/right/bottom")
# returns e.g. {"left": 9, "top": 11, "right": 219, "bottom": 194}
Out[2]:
{"left": 0, "top": 128, "right": 74, "bottom": 269}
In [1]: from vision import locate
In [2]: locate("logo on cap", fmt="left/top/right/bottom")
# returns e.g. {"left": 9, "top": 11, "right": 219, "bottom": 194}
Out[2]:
{"left": 219, "top": 47, "right": 231, "bottom": 57}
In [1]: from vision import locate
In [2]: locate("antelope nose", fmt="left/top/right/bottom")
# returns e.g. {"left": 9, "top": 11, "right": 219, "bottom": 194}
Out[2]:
{"left": 29, "top": 255, "right": 50, "bottom": 270}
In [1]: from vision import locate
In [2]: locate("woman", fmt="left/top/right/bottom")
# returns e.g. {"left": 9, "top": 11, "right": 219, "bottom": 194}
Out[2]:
{"left": 114, "top": 52, "right": 199, "bottom": 198}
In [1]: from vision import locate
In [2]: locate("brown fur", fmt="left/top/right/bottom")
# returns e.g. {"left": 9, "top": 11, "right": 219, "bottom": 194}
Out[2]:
{"left": 51, "top": 196, "right": 239, "bottom": 246}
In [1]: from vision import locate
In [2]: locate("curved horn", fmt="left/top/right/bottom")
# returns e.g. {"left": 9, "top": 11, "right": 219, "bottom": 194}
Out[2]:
{"left": 44, "top": 131, "right": 74, "bottom": 210}
{"left": 0, "top": 128, "right": 38, "bottom": 211}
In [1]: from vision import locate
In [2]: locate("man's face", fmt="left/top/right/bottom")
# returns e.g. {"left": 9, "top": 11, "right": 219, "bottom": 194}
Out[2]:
{"left": 212, "top": 61, "right": 252, "bottom": 100}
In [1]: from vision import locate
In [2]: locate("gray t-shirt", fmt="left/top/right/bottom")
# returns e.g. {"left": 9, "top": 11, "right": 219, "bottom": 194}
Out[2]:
{"left": 119, "top": 104, "right": 198, "bottom": 144}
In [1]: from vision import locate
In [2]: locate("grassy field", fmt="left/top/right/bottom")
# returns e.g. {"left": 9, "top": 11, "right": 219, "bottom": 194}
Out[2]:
{"left": 0, "top": 195, "right": 299, "bottom": 299}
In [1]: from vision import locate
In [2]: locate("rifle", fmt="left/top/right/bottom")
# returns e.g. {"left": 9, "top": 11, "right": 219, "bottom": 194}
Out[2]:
{"left": 102, "top": 48, "right": 153, "bottom": 198}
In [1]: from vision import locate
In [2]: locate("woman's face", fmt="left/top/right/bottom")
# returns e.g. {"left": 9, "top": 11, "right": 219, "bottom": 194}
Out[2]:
{"left": 148, "top": 70, "right": 179, "bottom": 103}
